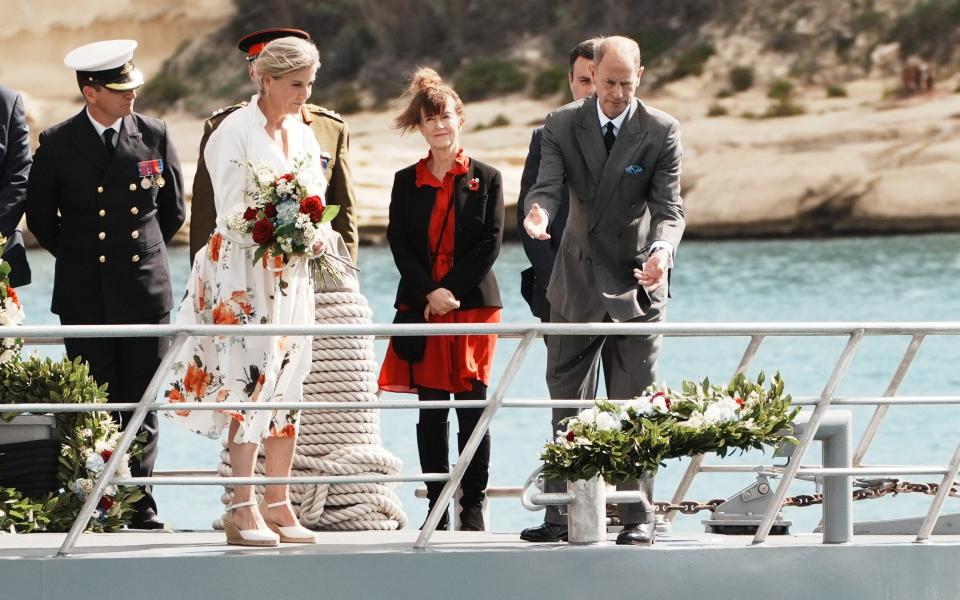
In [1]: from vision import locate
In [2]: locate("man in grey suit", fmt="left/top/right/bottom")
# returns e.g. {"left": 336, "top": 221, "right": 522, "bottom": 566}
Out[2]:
{"left": 521, "top": 36, "right": 684, "bottom": 545}
{"left": 0, "top": 85, "right": 32, "bottom": 287}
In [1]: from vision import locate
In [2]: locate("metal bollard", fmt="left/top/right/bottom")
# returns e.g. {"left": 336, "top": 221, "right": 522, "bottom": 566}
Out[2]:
{"left": 567, "top": 477, "right": 606, "bottom": 543}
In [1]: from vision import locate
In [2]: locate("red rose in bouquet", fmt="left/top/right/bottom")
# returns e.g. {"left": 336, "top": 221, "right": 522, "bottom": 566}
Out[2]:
{"left": 300, "top": 195, "right": 325, "bottom": 223}
{"left": 252, "top": 219, "right": 275, "bottom": 244}
{"left": 242, "top": 207, "right": 258, "bottom": 221}
{"left": 263, "top": 203, "right": 278, "bottom": 218}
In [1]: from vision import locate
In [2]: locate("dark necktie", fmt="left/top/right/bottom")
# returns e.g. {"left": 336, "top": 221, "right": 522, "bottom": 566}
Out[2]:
{"left": 603, "top": 122, "right": 616, "bottom": 154}
{"left": 103, "top": 129, "right": 116, "bottom": 153}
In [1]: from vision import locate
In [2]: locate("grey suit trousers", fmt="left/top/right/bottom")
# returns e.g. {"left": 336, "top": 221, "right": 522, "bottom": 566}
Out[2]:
{"left": 543, "top": 306, "right": 664, "bottom": 526}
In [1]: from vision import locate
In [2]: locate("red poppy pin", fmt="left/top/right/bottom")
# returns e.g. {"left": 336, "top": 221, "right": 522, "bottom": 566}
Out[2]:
{"left": 466, "top": 177, "right": 480, "bottom": 192}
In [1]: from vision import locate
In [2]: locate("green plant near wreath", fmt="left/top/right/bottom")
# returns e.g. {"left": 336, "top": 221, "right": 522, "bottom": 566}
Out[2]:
{"left": 541, "top": 372, "right": 799, "bottom": 484}
{"left": 0, "top": 356, "right": 143, "bottom": 532}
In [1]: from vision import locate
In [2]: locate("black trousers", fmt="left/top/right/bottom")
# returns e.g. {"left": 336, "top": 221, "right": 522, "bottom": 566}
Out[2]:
{"left": 61, "top": 313, "right": 170, "bottom": 515}
{"left": 417, "top": 379, "right": 486, "bottom": 433}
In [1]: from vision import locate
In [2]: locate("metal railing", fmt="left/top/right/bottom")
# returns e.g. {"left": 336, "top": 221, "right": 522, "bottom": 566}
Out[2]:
{"left": 2, "top": 322, "right": 960, "bottom": 554}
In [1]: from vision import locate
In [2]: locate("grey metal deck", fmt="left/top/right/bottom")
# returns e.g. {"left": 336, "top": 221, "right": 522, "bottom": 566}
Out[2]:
{"left": 3, "top": 531, "right": 960, "bottom": 600}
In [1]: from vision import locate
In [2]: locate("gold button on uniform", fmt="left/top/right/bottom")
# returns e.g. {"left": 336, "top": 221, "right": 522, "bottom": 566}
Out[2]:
{"left": 130, "top": 207, "right": 139, "bottom": 215}
{"left": 131, "top": 231, "right": 139, "bottom": 239}
{"left": 131, "top": 254, "right": 140, "bottom": 263}
{"left": 98, "top": 209, "right": 106, "bottom": 217}
{"left": 97, "top": 186, "right": 104, "bottom": 193}
{"left": 98, "top": 232, "right": 106, "bottom": 240}
{"left": 98, "top": 255, "right": 106, "bottom": 263}
{"left": 129, "top": 183, "right": 137, "bottom": 191}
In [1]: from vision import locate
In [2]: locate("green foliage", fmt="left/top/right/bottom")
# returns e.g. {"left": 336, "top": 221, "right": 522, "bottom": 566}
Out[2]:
{"left": 0, "top": 356, "right": 143, "bottom": 532}
{"left": 764, "top": 100, "right": 806, "bottom": 118}
{"left": 454, "top": 58, "right": 527, "bottom": 102}
{"left": 826, "top": 84, "right": 848, "bottom": 98}
{"left": 729, "top": 66, "right": 755, "bottom": 92}
{"left": 531, "top": 66, "right": 568, "bottom": 99}
{"left": 767, "top": 78, "right": 794, "bottom": 101}
{"left": 887, "top": 0, "right": 960, "bottom": 61}
{"left": 707, "top": 103, "right": 729, "bottom": 117}
{"left": 635, "top": 27, "right": 681, "bottom": 65}
{"left": 141, "top": 73, "right": 190, "bottom": 107}
{"left": 473, "top": 114, "right": 511, "bottom": 131}
{"left": 668, "top": 42, "right": 715, "bottom": 81}
{"left": 323, "top": 83, "right": 363, "bottom": 114}
{"left": 541, "top": 372, "right": 799, "bottom": 484}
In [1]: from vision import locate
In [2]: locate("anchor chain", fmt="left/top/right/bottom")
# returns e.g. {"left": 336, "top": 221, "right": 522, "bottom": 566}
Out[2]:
{"left": 653, "top": 479, "right": 960, "bottom": 515}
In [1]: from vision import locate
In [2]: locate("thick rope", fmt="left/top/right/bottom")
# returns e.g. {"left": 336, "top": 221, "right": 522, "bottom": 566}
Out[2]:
{"left": 215, "top": 270, "right": 407, "bottom": 531}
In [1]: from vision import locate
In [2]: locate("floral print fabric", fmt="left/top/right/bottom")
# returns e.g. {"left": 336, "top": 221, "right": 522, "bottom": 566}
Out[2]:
{"left": 160, "top": 98, "right": 332, "bottom": 443}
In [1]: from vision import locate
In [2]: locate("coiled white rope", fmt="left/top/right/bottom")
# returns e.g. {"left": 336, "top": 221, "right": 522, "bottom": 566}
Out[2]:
{"left": 215, "top": 268, "right": 407, "bottom": 531}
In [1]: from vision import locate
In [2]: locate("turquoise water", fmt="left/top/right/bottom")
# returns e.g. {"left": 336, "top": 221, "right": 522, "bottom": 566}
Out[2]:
{"left": 17, "top": 234, "right": 960, "bottom": 533}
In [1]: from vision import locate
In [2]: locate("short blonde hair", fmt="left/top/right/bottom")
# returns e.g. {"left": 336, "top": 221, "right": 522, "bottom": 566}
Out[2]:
{"left": 393, "top": 67, "right": 464, "bottom": 133}
{"left": 254, "top": 37, "right": 319, "bottom": 93}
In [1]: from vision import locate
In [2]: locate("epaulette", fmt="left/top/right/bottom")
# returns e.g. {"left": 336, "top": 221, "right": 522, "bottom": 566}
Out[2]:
{"left": 209, "top": 101, "right": 247, "bottom": 119}
{"left": 304, "top": 103, "right": 344, "bottom": 124}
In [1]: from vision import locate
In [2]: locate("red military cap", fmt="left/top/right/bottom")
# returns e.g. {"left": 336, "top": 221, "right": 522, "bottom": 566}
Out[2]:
{"left": 237, "top": 28, "right": 310, "bottom": 61}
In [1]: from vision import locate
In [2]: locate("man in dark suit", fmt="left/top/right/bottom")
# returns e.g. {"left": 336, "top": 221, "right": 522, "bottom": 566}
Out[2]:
{"left": 521, "top": 36, "right": 684, "bottom": 545}
{"left": 0, "top": 85, "right": 32, "bottom": 287}
{"left": 26, "top": 40, "right": 185, "bottom": 529}
{"left": 189, "top": 27, "right": 359, "bottom": 265}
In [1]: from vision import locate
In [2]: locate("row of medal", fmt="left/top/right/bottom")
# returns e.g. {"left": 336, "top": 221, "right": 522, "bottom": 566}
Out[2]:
{"left": 137, "top": 159, "right": 166, "bottom": 189}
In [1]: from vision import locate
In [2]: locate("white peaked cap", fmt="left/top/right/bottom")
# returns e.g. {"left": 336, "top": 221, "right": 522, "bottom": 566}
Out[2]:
{"left": 64, "top": 39, "right": 138, "bottom": 72}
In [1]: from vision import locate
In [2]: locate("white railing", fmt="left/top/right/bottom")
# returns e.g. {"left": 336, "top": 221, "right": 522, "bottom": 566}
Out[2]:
{"left": 2, "top": 322, "right": 960, "bottom": 555}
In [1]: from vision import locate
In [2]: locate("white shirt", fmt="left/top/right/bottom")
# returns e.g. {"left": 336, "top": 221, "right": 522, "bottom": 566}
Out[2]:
{"left": 596, "top": 100, "right": 632, "bottom": 137}
{"left": 205, "top": 95, "right": 329, "bottom": 242}
{"left": 86, "top": 108, "right": 121, "bottom": 141}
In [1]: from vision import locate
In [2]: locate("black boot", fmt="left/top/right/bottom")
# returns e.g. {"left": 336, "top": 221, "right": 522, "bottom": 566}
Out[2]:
{"left": 457, "top": 432, "right": 490, "bottom": 531}
{"left": 417, "top": 422, "right": 450, "bottom": 530}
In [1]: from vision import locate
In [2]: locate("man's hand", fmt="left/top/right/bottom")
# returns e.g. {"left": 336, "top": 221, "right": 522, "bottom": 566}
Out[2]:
{"left": 633, "top": 250, "right": 670, "bottom": 293}
{"left": 425, "top": 287, "right": 460, "bottom": 320}
{"left": 523, "top": 203, "right": 551, "bottom": 240}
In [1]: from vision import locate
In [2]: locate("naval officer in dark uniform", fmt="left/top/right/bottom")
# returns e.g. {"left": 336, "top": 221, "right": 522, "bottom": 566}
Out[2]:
{"left": 26, "top": 39, "right": 185, "bottom": 529}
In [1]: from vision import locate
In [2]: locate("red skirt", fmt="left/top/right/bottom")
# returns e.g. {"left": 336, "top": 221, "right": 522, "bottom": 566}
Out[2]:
{"left": 378, "top": 307, "right": 501, "bottom": 394}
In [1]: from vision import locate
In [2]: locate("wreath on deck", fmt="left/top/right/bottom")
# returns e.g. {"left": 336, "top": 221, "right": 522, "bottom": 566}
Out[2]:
{"left": 540, "top": 372, "right": 800, "bottom": 485}
{"left": 0, "top": 238, "right": 142, "bottom": 533}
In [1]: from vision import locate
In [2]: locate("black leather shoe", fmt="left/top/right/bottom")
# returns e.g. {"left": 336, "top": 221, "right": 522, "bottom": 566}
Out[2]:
{"left": 130, "top": 509, "right": 165, "bottom": 530}
{"left": 616, "top": 522, "right": 655, "bottom": 546}
{"left": 520, "top": 522, "right": 568, "bottom": 542}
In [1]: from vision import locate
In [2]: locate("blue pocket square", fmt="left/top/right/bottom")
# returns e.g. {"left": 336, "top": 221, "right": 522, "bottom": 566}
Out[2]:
{"left": 625, "top": 164, "right": 644, "bottom": 175}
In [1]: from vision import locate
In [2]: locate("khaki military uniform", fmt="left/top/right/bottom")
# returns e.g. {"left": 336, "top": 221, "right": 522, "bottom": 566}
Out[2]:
{"left": 189, "top": 101, "right": 358, "bottom": 264}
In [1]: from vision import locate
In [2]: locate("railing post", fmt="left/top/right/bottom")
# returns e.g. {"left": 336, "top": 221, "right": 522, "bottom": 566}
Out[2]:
{"left": 915, "top": 438, "right": 960, "bottom": 543}
{"left": 751, "top": 330, "right": 864, "bottom": 545}
{"left": 414, "top": 330, "right": 538, "bottom": 549}
{"left": 57, "top": 333, "right": 189, "bottom": 556}
{"left": 667, "top": 335, "right": 765, "bottom": 522}
{"left": 852, "top": 334, "right": 924, "bottom": 466}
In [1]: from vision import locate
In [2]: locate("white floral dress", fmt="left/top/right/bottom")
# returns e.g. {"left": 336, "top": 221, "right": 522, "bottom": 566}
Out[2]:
{"left": 161, "top": 96, "right": 337, "bottom": 443}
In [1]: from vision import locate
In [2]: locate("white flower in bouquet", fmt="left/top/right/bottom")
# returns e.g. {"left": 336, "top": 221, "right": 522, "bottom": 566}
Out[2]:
{"left": 574, "top": 436, "right": 592, "bottom": 446}
{"left": 578, "top": 408, "right": 596, "bottom": 425}
{"left": 275, "top": 177, "right": 296, "bottom": 197}
{"left": 704, "top": 396, "right": 741, "bottom": 424}
{"left": 276, "top": 201, "right": 300, "bottom": 224}
{"left": 595, "top": 411, "right": 622, "bottom": 432}
{"left": 85, "top": 453, "right": 105, "bottom": 473}
{"left": 104, "top": 485, "right": 117, "bottom": 496}
{"left": 116, "top": 456, "right": 132, "bottom": 480}
{"left": 227, "top": 211, "right": 248, "bottom": 233}
{"left": 0, "top": 348, "right": 16, "bottom": 364}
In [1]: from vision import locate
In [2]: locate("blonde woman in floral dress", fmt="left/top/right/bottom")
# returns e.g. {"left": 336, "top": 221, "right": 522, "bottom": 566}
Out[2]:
{"left": 160, "top": 37, "right": 346, "bottom": 546}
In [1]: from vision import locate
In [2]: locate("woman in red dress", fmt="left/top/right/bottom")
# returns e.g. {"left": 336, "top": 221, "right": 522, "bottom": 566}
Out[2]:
{"left": 378, "top": 68, "right": 504, "bottom": 531}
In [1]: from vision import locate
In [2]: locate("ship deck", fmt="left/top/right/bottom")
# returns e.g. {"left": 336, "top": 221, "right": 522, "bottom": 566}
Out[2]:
{"left": 3, "top": 530, "right": 960, "bottom": 600}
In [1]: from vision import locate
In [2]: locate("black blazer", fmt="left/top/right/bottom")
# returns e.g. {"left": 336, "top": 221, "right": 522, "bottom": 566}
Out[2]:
{"left": 387, "top": 157, "right": 503, "bottom": 311}
{"left": 517, "top": 126, "right": 569, "bottom": 319}
{"left": 0, "top": 85, "right": 32, "bottom": 286}
{"left": 26, "top": 109, "right": 185, "bottom": 322}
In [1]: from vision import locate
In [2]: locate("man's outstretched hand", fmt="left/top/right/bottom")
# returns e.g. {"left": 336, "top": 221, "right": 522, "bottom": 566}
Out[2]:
{"left": 523, "top": 203, "right": 551, "bottom": 240}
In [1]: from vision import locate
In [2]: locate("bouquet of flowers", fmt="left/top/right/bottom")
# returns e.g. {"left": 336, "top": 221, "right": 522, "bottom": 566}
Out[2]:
{"left": 541, "top": 372, "right": 799, "bottom": 484}
{"left": 228, "top": 157, "right": 354, "bottom": 286}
